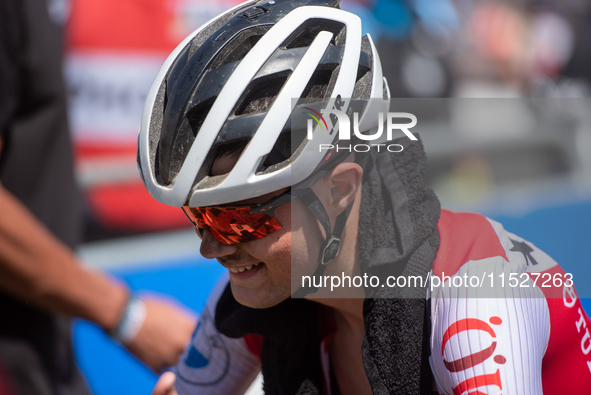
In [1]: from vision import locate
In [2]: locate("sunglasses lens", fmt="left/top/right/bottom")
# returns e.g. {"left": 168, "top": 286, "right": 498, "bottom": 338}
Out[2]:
{"left": 182, "top": 206, "right": 282, "bottom": 245}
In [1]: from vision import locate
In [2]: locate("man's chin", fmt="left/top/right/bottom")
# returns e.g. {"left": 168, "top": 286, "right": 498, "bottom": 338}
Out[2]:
{"left": 230, "top": 283, "right": 288, "bottom": 309}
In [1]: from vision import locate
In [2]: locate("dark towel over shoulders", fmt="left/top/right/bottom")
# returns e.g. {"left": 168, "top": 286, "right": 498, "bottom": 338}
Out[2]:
{"left": 359, "top": 137, "right": 440, "bottom": 394}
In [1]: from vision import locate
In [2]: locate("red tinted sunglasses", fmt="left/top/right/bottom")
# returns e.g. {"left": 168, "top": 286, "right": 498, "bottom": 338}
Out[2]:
{"left": 182, "top": 189, "right": 293, "bottom": 245}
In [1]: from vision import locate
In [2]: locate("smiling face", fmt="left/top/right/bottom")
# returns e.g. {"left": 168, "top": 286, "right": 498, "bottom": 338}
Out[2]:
{"left": 198, "top": 153, "right": 324, "bottom": 309}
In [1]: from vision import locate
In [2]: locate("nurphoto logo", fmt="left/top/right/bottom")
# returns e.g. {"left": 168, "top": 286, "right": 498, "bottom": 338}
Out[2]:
{"left": 304, "top": 96, "right": 418, "bottom": 153}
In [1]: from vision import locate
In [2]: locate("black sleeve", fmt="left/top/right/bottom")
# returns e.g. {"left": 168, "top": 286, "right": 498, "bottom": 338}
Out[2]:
{"left": 0, "top": 0, "right": 22, "bottom": 139}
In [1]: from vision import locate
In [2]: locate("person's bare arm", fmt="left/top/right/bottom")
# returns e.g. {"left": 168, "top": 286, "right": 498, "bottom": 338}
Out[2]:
{"left": 0, "top": 181, "right": 127, "bottom": 328}
{"left": 0, "top": 182, "right": 196, "bottom": 371}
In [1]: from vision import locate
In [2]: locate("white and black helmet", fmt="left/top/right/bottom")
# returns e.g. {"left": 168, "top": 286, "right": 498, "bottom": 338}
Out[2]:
{"left": 138, "top": 0, "right": 390, "bottom": 208}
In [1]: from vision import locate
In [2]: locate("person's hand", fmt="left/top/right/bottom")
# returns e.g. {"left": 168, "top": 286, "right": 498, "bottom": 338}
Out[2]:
{"left": 151, "top": 371, "right": 178, "bottom": 395}
{"left": 125, "top": 296, "right": 197, "bottom": 372}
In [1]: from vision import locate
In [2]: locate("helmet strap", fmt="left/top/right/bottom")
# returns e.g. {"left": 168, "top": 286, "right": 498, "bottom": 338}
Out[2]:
{"left": 292, "top": 188, "right": 354, "bottom": 298}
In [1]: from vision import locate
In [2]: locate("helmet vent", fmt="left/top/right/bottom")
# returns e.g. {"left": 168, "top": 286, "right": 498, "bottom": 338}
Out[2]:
{"left": 187, "top": 97, "right": 216, "bottom": 137}
{"left": 234, "top": 73, "right": 289, "bottom": 116}
{"left": 301, "top": 70, "right": 331, "bottom": 100}
{"left": 283, "top": 19, "right": 345, "bottom": 49}
{"left": 256, "top": 70, "right": 330, "bottom": 174}
{"left": 209, "top": 26, "right": 270, "bottom": 70}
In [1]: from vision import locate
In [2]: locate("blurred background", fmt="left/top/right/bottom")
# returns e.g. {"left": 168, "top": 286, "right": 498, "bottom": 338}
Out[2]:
{"left": 45, "top": 0, "right": 591, "bottom": 393}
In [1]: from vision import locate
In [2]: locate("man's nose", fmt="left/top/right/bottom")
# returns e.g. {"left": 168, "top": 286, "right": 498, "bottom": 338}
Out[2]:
{"left": 199, "top": 229, "right": 238, "bottom": 259}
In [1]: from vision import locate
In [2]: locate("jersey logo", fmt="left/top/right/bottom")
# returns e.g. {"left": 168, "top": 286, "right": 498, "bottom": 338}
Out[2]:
{"left": 509, "top": 238, "right": 538, "bottom": 266}
{"left": 185, "top": 334, "right": 209, "bottom": 368}
{"left": 178, "top": 307, "right": 230, "bottom": 386}
{"left": 442, "top": 317, "right": 505, "bottom": 395}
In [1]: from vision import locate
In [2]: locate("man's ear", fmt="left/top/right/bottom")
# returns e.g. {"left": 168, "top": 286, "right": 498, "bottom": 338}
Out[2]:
{"left": 319, "top": 161, "right": 363, "bottom": 218}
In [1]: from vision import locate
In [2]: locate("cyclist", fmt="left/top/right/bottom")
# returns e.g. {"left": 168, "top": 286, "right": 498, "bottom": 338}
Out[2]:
{"left": 139, "top": 0, "right": 591, "bottom": 394}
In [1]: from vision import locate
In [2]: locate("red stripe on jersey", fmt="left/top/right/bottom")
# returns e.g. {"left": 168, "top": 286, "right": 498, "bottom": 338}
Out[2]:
{"left": 532, "top": 266, "right": 591, "bottom": 393}
{"left": 433, "top": 210, "right": 509, "bottom": 278}
{"left": 244, "top": 334, "right": 264, "bottom": 359}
